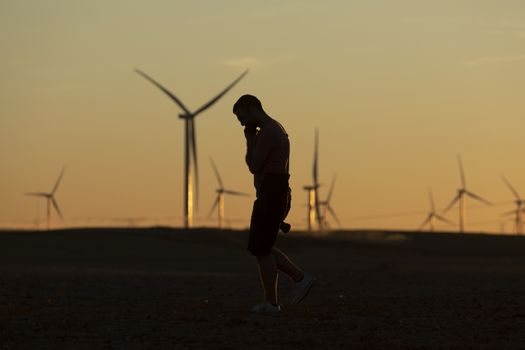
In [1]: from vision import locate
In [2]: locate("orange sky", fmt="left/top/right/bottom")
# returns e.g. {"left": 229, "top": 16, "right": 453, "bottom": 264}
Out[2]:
{"left": 1, "top": 1, "right": 524, "bottom": 233}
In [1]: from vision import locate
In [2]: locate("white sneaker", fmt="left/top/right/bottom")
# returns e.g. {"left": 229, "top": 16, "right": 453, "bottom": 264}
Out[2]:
{"left": 250, "top": 301, "right": 282, "bottom": 314}
{"left": 291, "top": 273, "right": 315, "bottom": 305}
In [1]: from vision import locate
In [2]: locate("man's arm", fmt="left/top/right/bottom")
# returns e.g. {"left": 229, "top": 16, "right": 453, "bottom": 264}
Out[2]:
{"left": 247, "top": 128, "right": 274, "bottom": 174}
{"left": 244, "top": 127, "right": 257, "bottom": 173}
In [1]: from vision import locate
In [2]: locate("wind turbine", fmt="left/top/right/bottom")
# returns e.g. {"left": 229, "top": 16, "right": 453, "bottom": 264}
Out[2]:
{"left": 303, "top": 129, "right": 322, "bottom": 232}
{"left": 25, "top": 167, "right": 65, "bottom": 230}
{"left": 501, "top": 176, "right": 525, "bottom": 235}
{"left": 443, "top": 155, "right": 491, "bottom": 233}
{"left": 318, "top": 174, "right": 341, "bottom": 229}
{"left": 418, "top": 187, "right": 454, "bottom": 232}
{"left": 135, "top": 68, "right": 248, "bottom": 228}
{"left": 207, "top": 158, "right": 249, "bottom": 229}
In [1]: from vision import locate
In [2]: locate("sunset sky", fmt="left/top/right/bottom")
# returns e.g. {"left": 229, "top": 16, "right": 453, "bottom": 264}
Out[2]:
{"left": 1, "top": 1, "right": 524, "bottom": 233}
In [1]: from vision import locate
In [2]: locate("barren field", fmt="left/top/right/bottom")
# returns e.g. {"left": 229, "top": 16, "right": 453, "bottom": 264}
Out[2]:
{"left": 1, "top": 228, "right": 525, "bottom": 349}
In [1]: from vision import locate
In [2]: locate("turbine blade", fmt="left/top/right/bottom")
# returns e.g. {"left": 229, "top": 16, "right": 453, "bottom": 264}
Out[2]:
{"left": 327, "top": 205, "right": 341, "bottom": 226}
{"left": 313, "top": 128, "right": 319, "bottom": 185}
{"left": 209, "top": 157, "right": 224, "bottom": 189}
{"left": 52, "top": 167, "right": 66, "bottom": 194}
{"left": 428, "top": 187, "right": 436, "bottom": 212}
{"left": 189, "top": 118, "right": 199, "bottom": 211}
{"left": 434, "top": 214, "right": 455, "bottom": 226}
{"left": 326, "top": 174, "right": 336, "bottom": 204}
{"left": 25, "top": 192, "right": 49, "bottom": 197}
{"left": 465, "top": 190, "right": 492, "bottom": 205}
{"left": 418, "top": 214, "right": 432, "bottom": 230}
{"left": 134, "top": 69, "right": 192, "bottom": 115}
{"left": 502, "top": 175, "right": 521, "bottom": 200}
{"left": 193, "top": 69, "right": 248, "bottom": 117}
{"left": 443, "top": 194, "right": 460, "bottom": 212}
{"left": 457, "top": 154, "right": 466, "bottom": 188}
{"left": 223, "top": 189, "right": 250, "bottom": 196}
{"left": 51, "top": 198, "right": 63, "bottom": 220}
{"left": 207, "top": 196, "right": 220, "bottom": 219}
{"left": 320, "top": 202, "right": 328, "bottom": 222}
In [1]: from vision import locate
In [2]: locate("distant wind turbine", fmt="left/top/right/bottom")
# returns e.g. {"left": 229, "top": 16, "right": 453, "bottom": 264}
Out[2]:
{"left": 135, "top": 68, "right": 248, "bottom": 228}
{"left": 318, "top": 174, "right": 341, "bottom": 229}
{"left": 501, "top": 176, "right": 525, "bottom": 235}
{"left": 208, "top": 158, "right": 249, "bottom": 229}
{"left": 418, "top": 187, "right": 454, "bottom": 232}
{"left": 25, "top": 167, "right": 65, "bottom": 230}
{"left": 443, "top": 155, "right": 491, "bottom": 233}
{"left": 303, "top": 129, "right": 323, "bottom": 232}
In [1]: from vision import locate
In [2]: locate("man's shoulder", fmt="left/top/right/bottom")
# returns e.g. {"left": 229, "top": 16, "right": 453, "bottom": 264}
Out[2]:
{"left": 265, "top": 119, "right": 288, "bottom": 137}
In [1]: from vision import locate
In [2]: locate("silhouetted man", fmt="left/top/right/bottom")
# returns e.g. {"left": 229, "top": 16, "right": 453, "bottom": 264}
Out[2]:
{"left": 233, "top": 94, "right": 315, "bottom": 313}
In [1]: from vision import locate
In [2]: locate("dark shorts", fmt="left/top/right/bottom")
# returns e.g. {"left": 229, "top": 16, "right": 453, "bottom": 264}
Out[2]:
{"left": 248, "top": 173, "right": 291, "bottom": 256}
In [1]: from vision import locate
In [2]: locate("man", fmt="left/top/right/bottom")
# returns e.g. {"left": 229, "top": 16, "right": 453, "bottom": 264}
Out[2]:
{"left": 233, "top": 94, "right": 315, "bottom": 313}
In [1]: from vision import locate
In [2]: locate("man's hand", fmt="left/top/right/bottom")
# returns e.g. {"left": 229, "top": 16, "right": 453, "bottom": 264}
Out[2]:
{"left": 244, "top": 126, "right": 258, "bottom": 143}
{"left": 244, "top": 126, "right": 257, "bottom": 135}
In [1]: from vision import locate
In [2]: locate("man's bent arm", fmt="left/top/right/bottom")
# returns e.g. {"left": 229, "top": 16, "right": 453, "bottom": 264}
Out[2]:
{"left": 244, "top": 128, "right": 257, "bottom": 174}
{"left": 248, "top": 130, "right": 273, "bottom": 175}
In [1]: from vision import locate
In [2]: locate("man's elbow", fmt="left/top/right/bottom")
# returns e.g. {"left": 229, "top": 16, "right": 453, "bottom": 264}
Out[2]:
{"left": 245, "top": 157, "right": 255, "bottom": 174}
{"left": 248, "top": 162, "right": 261, "bottom": 174}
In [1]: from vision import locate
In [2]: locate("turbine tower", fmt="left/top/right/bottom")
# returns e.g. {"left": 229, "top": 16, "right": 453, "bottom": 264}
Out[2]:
{"left": 208, "top": 158, "right": 249, "bottom": 229}
{"left": 303, "top": 129, "right": 322, "bottom": 232}
{"left": 318, "top": 174, "right": 341, "bottom": 229}
{"left": 25, "top": 167, "right": 65, "bottom": 230}
{"left": 135, "top": 68, "right": 248, "bottom": 228}
{"left": 501, "top": 176, "right": 525, "bottom": 235}
{"left": 419, "top": 187, "right": 454, "bottom": 232}
{"left": 443, "top": 155, "right": 491, "bottom": 233}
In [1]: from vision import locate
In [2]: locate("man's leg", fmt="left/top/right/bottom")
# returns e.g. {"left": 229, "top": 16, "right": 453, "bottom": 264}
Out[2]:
{"left": 272, "top": 247, "right": 315, "bottom": 305}
{"left": 271, "top": 247, "right": 304, "bottom": 282}
{"left": 256, "top": 253, "right": 278, "bottom": 305}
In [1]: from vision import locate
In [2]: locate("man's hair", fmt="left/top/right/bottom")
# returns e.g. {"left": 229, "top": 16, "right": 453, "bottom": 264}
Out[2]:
{"left": 233, "top": 94, "right": 263, "bottom": 114}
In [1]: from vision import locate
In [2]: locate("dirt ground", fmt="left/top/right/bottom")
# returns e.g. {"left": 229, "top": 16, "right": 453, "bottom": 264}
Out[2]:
{"left": 1, "top": 228, "right": 525, "bottom": 349}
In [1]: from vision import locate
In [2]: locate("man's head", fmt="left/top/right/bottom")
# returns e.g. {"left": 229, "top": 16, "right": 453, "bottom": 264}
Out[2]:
{"left": 233, "top": 94, "right": 263, "bottom": 128}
